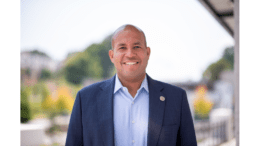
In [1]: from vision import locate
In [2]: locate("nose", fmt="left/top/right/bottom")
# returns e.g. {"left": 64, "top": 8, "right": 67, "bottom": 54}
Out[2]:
{"left": 125, "top": 48, "right": 136, "bottom": 58}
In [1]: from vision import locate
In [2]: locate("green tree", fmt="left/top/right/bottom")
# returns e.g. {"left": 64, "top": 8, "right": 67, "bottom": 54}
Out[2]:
{"left": 25, "top": 68, "right": 31, "bottom": 76}
{"left": 63, "top": 34, "right": 114, "bottom": 85}
{"left": 203, "top": 46, "right": 234, "bottom": 83}
{"left": 40, "top": 68, "right": 52, "bottom": 80}
{"left": 65, "top": 58, "right": 88, "bottom": 85}
{"left": 222, "top": 46, "right": 234, "bottom": 69}
{"left": 30, "top": 49, "right": 50, "bottom": 58}
{"left": 84, "top": 44, "right": 103, "bottom": 78}
{"left": 98, "top": 35, "right": 114, "bottom": 78}
{"left": 21, "top": 87, "right": 31, "bottom": 123}
{"left": 85, "top": 35, "right": 114, "bottom": 78}
{"left": 204, "top": 58, "right": 231, "bottom": 82}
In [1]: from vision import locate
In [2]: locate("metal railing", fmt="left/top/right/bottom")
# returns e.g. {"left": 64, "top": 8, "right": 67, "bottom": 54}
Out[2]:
{"left": 195, "top": 118, "right": 233, "bottom": 146}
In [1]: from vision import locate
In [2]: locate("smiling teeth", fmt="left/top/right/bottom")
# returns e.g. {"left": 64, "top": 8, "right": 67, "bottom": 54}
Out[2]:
{"left": 126, "top": 62, "right": 137, "bottom": 65}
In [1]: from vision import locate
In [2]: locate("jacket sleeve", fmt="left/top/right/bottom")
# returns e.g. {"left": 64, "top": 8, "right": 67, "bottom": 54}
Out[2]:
{"left": 176, "top": 90, "right": 197, "bottom": 146}
{"left": 65, "top": 91, "right": 83, "bottom": 146}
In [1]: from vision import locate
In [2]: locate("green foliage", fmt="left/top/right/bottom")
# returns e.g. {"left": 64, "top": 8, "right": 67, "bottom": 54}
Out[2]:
{"left": 64, "top": 34, "right": 114, "bottom": 85}
{"left": 204, "top": 59, "right": 231, "bottom": 82}
{"left": 41, "top": 83, "right": 50, "bottom": 101}
{"left": 21, "top": 68, "right": 31, "bottom": 77}
{"left": 40, "top": 68, "right": 52, "bottom": 80}
{"left": 65, "top": 58, "right": 88, "bottom": 85}
{"left": 203, "top": 46, "right": 234, "bottom": 83}
{"left": 31, "top": 82, "right": 48, "bottom": 96}
{"left": 25, "top": 68, "right": 31, "bottom": 76}
{"left": 28, "top": 82, "right": 50, "bottom": 119}
{"left": 84, "top": 44, "right": 103, "bottom": 78}
{"left": 98, "top": 35, "right": 114, "bottom": 78}
{"left": 21, "top": 87, "right": 31, "bottom": 123}
{"left": 30, "top": 49, "right": 50, "bottom": 58}
{"left": 222, "top": 46, "right": 234, "bottom": 69}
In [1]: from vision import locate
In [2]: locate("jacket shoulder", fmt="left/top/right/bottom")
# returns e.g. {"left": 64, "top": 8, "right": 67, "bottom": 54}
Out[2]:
{"left": 153, "top": 79, "right": 186, "bottom": 93}
{"left": 78, "top": 77, "right": 113, "bottom": 95}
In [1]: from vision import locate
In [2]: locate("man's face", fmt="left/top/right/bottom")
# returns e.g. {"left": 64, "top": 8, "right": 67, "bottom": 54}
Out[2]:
{"left": 109, "top": 28, "right": 150, "bottom": 80}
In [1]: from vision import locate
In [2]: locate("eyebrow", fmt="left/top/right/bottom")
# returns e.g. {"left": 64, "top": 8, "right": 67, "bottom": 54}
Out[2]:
{"left": 134, "top": 42, "right": 141, "bottom": 45}
{"left": 116, "top": 42, "right": 142, "bottom": 47}
{"left": 117, "top": 43, "right": 126, "bottom": 46}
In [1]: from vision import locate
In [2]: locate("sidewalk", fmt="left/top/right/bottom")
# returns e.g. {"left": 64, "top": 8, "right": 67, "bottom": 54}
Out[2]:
{"left": 220, "top": 138, "right": 236, "bottom": 146}
{"left": 24, "top": 116, "right": 69, "bottom": 146}
{"left": 198, "top": 138, "right": 236, "bottom": 146}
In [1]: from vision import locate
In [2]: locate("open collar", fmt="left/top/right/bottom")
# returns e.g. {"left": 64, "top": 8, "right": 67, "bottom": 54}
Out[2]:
{"left": 114, "top": 74, "right": 149, "bottom": 94}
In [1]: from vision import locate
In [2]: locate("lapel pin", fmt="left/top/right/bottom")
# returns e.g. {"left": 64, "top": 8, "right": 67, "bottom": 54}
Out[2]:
{"left": 160, "top": 96, "right": 165, "bottom": 101}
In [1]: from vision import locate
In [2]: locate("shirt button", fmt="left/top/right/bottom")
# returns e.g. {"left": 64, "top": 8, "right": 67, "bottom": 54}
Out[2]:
{"left": 132, "top": 120, "right": 135, "bottom": 123}
{"left": 132, "top": 140, "right": 135, "bottom": 143}
{"left": 132, "top": 101, "right": 134, "bottom": 104}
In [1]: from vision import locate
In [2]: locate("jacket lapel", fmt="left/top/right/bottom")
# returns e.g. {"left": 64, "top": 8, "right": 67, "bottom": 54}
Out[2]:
{"left": 147, "top": 75, "right": 165, "bottom": 146}
{"left": 97, "top": 76, "right": 116, "bottom": 146}
{"left": 96, "top": 74, "right": 165, "bottom": 146}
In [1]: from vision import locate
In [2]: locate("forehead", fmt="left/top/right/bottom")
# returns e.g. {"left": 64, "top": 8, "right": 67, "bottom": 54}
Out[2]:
{"left": 113, "top": 29, "right": 145, "bottom": 45}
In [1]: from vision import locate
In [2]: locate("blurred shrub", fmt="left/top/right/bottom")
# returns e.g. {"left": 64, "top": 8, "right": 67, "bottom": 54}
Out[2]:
{"left": 30, "top": 82, "right": 49, "bottom": 114}
{"left": 41, "top": 85, "right": 74, "bottom": 116}
{"left": 41, "top": 83, "right": 75, "bottom": 134}
{"left": 21, "top": 87, "right": 31, "bottom": 123}
{"left": 65, "top": 58, "right": 88, "bottom": 85}
{"left": 203, "top": 58, "right": 231, "bottom": 82}
{"left": 25, "top": 68, "right": 31, "bottom": 76}
{"left": 41, "top": 95, "right": 56, "bottom": 112}
{"left": 56, "top": 86, "right": 74, "bottom": 114}
{"left": 40, "top": 68, "right": 52, "bottom": 80}
{"left": 194, "top": 85, "right": 213, "bottom": 120}
{"left": 203, "top": 46, "right": 234, "bottom": 83}
{"left": 223, "top": 46, "right": 234, "bottom": 69}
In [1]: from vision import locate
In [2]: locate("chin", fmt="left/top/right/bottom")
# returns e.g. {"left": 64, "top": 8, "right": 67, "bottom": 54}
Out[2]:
{"left": 122, "top": 72, "right": 145, "bottom": 80}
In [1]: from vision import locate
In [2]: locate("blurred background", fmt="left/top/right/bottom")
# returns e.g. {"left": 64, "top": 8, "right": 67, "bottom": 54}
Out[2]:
{"left": 20, "top": 0, "right": 236, "bottom": 145}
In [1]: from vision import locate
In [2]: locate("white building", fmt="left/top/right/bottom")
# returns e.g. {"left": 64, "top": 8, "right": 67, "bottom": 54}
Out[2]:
{"left": 21, "top": 51, "right": 58, "bottom": 72}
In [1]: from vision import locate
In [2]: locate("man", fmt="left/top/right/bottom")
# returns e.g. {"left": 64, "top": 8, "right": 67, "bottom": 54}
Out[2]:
{"left": 66, "top": 24, "right": 197, "bottom": 146}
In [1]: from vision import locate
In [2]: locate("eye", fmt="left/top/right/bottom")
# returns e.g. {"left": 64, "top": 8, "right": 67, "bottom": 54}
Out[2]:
{"left": 134, "top": 46, "right": 140, "bottom": 49}
{"left": 119, "top": 47, "right": 126, "bottom": 50}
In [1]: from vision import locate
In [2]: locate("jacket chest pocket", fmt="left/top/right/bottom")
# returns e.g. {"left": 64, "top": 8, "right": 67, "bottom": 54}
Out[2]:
{"left": 157, "top": 125, "right": 178, "bottom": 146}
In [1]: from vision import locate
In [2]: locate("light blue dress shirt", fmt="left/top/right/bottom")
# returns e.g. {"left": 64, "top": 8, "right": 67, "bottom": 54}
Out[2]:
{"left": 113, "top": 74, "right": 149, "bottom": 146}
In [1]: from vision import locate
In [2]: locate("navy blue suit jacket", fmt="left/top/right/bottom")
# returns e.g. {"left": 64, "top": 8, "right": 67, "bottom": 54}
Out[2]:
{"left": 65, "top": 75, "right": 197, "bottom": 146}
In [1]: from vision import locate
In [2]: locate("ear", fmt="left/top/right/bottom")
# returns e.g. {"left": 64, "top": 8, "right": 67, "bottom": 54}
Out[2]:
{"left": 109, "top": 50, "right": 114, "bottom": 63}
{"left": 146, "top": 47, "right": 151, "bottom": 59}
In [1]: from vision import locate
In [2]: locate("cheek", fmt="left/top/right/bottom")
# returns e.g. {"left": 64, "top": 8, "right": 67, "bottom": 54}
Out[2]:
{"left": 140, "top": 55, "right": 148, "bottom": 62}
{"left": 114, "top": 54, "right": 123, "bottom": 64}
{"left": 112, "top": 57, "right": 120, "bottom": 66}
{"left": 115, "top": 57, "right": 120, "bottom": 64}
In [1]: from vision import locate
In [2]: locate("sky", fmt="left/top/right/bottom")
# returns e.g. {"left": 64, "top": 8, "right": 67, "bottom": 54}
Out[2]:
{"left": 20, "top": 0, "right": 234, "bottom": 82}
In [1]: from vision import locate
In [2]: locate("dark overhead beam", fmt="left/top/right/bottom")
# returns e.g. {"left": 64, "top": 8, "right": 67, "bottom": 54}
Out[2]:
{"left": 198, "top": 0, "right": 234, "bottom": 37}
{"left": 218, "top": 11, "right": 234, "bottom": 17}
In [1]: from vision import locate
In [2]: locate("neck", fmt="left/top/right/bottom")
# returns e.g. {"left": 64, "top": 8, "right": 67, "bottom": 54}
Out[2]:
{"left": 117, "top": 73, "right": 146, "bottom": 98}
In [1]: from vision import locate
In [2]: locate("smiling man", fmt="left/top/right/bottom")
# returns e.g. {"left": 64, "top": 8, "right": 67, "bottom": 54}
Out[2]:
{"left": 66, "top": 24, "right": 197, "bottom": 146}
{"left": 109, "top": 25, "right": 150, "bottom": 98}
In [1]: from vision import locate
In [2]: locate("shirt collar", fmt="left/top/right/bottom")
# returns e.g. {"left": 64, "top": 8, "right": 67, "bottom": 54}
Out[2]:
{"left": 114, "top": 74, "right": 149, "bottom": 94}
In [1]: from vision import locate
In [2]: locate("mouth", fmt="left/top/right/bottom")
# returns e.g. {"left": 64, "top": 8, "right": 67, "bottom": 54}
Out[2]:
{"left": 124, "top": 62, "right": 139, "bottom": 65}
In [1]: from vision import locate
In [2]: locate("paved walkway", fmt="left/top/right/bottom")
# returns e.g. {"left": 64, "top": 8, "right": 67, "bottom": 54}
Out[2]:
{"left": 43, "top": 132, "right": 67, "bottom": 146}
{"left": 198, "top": 138, "right": 236, "bottom": 146}
{"left": 25, "top": 117, "right": 69, "bottom": 146}
{"left": 220, "top": 138, "right": 236, "bottom": 146}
